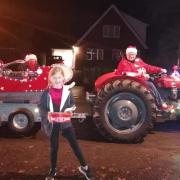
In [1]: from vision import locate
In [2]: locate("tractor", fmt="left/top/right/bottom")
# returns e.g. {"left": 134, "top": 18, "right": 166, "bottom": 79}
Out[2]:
{"left": 87, "top": 69, "right": 180, "bottom": 143}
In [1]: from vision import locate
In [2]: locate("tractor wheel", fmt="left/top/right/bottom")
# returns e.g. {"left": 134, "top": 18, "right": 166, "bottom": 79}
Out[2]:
{"left": 93, "top": 78, "right": 156, "bottom": 143}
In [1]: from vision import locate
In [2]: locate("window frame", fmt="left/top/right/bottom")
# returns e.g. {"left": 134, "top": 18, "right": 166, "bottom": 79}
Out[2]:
{"left": 102, "top": 25, "right": 120, "bottom": 39}
{"left": 86, "top": 48, "right": 104, "bottom": 61}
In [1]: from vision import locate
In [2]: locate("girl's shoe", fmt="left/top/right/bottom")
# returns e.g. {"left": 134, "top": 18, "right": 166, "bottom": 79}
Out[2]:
{"left": 45, "top": 169, "right": 57, "bottom": 180}
{"left": 78, "top": 166, "right": 94, "bottom": 180}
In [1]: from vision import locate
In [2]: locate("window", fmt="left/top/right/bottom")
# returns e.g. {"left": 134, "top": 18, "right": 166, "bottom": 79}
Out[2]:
{"left": 86, "top": 49, "right": 93, "bottom": 60}
{"left": 97, "top": 49, "right": 104, "bottom": 60}
{"left": 114, "top": 26, "right": 120, "bottom": 38}
{"left": 103, "top": 25, "right": 120, "bottom": 38}
{"left": 86, "top": 48, "right": 104, "bottom": 60}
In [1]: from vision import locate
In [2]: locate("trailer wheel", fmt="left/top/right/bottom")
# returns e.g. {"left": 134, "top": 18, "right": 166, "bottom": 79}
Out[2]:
{"left": 8, "top": 110, "right": 34, "bottom": 135}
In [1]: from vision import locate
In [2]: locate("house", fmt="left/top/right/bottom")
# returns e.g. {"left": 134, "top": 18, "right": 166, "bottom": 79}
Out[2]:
{"left": 74, "top": 4, "right": 148, "bottom": 66}
{"left": 52, "top": 4, "right": 149, "bottom": 87}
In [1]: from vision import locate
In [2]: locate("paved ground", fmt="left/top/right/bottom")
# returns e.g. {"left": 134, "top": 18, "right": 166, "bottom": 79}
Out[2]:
{"left": 0, "top": 119, "right": 180, "bottom": 180}
{"left": 0, "top": 86, "right": 180, "bottom": 180}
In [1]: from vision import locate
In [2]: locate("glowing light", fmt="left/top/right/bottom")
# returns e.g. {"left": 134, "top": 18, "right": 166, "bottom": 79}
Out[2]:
{"left": 51, "top": 49, "right": 74, "bottom": 68}
{"left": 34, "top": 108, "right": 39, "bottom": 113}
{"left": 72, "top": 46, "right": 79, "bottom": 54}
{"left": 37, "top": 68, "right": 43, "bottom": 75}
{"left": 176, "top": 104, "right": 180, "bottom": 109}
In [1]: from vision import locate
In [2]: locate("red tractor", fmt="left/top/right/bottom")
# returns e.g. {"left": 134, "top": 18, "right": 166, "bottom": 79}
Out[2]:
{"left": 89, "top": 69, "right": 180, "bottom": 142}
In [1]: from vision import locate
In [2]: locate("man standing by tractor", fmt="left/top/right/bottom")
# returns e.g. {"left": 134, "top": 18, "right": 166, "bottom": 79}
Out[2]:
{"left": 116, "top": 45, "right": 173, "bottom": 112}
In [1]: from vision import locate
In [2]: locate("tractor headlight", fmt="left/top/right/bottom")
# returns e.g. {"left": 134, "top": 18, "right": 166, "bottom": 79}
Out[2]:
{"left": 176, "top": 104, "right": 180, "bottom": 110}
{"left": 34, "top": 108, "right": 39, "bottom": 113}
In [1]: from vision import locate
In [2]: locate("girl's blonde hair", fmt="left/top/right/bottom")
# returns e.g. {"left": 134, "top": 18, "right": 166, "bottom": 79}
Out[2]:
{"left": 48, "top": 66, "right": 64, "bottom": 86}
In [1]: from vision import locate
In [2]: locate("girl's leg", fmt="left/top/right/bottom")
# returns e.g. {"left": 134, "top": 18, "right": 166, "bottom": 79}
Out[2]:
{"left": 50, "top": 124, "right": 60, "bottom": 172}
{"left": 63, "top": 127, "right": 94, "bottom": 179}
{"left": 62, "top": 127, "right": 86, "bottom": 166}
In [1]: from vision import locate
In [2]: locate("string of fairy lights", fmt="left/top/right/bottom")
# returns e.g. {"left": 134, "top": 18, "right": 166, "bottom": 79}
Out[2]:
{"left": 0, "top": 66, "right": 50, "bottom": 92}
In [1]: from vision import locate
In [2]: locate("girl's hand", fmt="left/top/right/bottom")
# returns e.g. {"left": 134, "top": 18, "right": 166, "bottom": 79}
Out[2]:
{"left": 65, "top": 111, "right": 73, "bottom": 116}
{"left": 48, "top": 112, "right": 52, "bottom": 123}
{"left": 64, "top": 106, "right": 76, "bottom": 112}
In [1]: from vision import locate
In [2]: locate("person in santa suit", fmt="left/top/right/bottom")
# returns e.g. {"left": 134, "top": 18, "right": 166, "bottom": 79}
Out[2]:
{"left": 24, "top": 53, "right": 39, "bottom": 71}
{"left": 116, "top": 45, "right": 173, "bottom": 111}
{"left": 23, "top": 53, "right": 43, "bottom": 79}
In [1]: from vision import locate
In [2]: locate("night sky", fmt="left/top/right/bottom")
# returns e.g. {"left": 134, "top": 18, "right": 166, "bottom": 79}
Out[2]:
{"left": 0, "top": 0, "right": 180, "bottom": 63}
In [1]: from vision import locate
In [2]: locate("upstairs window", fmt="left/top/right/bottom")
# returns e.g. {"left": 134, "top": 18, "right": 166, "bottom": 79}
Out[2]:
{"left": 103, "top": 25, "right": 120, "bottom": 39}
{"left": 86, "top": 48, "right": 104, "bottom": 60}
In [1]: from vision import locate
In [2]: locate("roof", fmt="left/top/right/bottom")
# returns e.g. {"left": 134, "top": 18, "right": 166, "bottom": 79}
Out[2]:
{"left": 75, "top": 4, "right": 148, "bottom": 49}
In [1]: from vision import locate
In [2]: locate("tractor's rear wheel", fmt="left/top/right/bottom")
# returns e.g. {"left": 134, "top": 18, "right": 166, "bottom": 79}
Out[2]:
{"left": 93, "top": 78, "right": 156, "bottom": 143}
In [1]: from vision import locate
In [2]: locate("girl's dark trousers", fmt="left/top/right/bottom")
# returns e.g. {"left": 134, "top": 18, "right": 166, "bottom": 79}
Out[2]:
{"left": 50, "top": 123, "right": 86, "bottom": 171}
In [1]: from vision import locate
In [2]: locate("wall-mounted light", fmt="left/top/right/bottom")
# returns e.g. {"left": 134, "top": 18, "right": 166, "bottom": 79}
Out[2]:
{"left": 72, "top": 46, "right": 79, "bottom": 55}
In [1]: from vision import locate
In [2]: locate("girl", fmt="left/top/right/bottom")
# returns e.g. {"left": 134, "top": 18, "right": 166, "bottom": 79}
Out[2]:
{"left": 39, "top": 65, "right": 94, "bottom": 180}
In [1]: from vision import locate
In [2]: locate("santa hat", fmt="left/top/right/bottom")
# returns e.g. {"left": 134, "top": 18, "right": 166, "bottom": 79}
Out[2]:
{"left": 126, "top": 46, "right": 137, "bottom": 54}
{"left": 25, "top": 54, "right": 37, "bottom": 61}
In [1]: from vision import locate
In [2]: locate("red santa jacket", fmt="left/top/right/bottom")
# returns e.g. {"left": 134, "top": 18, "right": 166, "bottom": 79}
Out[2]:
{"left": 115, "top": 58, "right": 162, "bottom": 80}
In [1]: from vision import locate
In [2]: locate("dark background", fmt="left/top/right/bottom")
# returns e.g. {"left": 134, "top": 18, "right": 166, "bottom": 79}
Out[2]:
{"left": 0, "top": 0, "right": 180, "bottom": 67}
